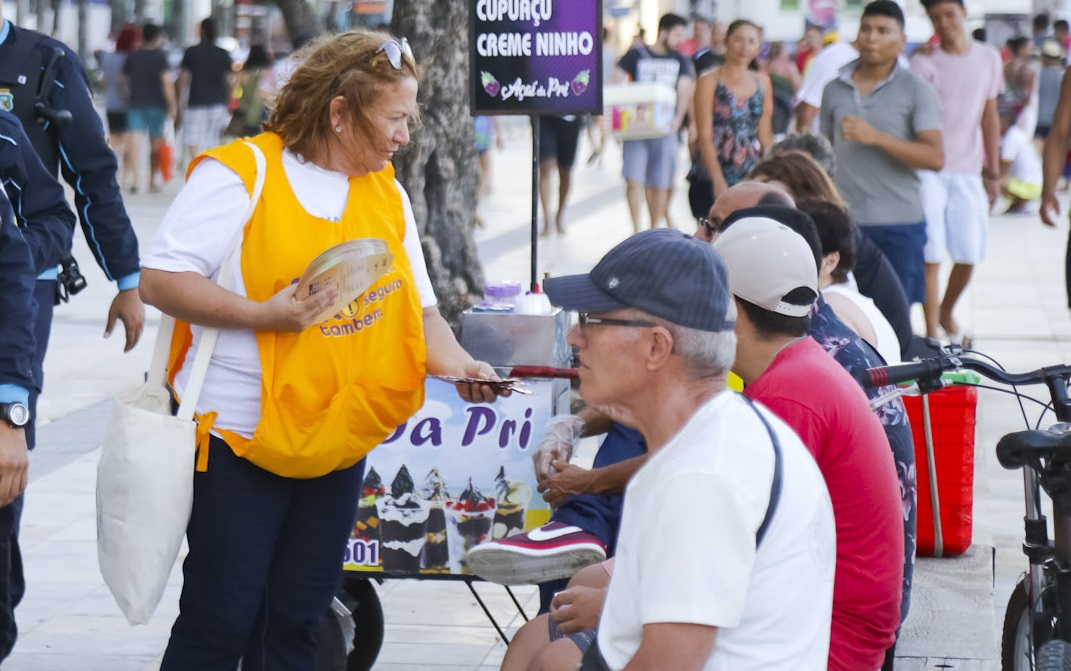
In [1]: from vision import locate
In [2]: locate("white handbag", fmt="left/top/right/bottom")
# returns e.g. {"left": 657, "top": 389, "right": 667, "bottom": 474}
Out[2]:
{"left": 97, "top": 141, "right": 266, "bottom": 625}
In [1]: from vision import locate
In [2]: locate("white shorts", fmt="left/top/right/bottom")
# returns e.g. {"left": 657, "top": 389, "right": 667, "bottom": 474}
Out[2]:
{"left": 920, "top": 171, "right": 989, "bottom": 265}
{"left": 183, "top": 105, "right": 230, "bottom": 151}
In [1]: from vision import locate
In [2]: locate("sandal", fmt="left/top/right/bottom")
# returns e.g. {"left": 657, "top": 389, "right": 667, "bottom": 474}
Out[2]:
{"left": 940, "top": 326, "right": 973, "bottom": 351}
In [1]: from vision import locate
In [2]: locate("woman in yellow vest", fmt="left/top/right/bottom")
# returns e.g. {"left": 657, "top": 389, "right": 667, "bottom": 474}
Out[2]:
{"left": 140, "top": 30, "right": 502, "bottom": 669}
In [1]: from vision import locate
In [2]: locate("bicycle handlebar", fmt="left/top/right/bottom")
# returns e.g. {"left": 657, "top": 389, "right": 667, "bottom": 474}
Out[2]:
{"left": 864, "top": 352, "right": 1071, "bottom": 391}
{"left": 863, "top": 358, "right": 949, "bottom": 388}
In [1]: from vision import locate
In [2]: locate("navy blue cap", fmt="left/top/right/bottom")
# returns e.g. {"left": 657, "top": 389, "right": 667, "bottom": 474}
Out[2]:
{"left": 543, "top": 229, "right": 735, "bottom": 332}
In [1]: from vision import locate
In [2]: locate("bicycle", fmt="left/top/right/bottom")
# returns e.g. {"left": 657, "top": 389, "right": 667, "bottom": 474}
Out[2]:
{"left": 863, "top": 345, "right": 1071, "bottom": 671}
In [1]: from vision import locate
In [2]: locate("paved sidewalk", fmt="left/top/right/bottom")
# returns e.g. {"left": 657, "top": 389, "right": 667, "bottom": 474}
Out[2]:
{"left": 4, "top": 117, "right": 1069, "bottom": 668}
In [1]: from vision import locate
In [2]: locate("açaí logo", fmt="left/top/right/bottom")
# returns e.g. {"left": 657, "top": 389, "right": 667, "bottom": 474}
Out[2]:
{"left": 480, "top": 70, "right": 590, "bottom": 98}
{"left": 480, "top": 71, "right": 501, "bottom": 97}
{"left": 570, "top": 70, "right": 589, "bottom": 95}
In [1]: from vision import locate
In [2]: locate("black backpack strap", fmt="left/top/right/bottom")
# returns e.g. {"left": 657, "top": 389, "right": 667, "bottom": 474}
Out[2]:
{"left": 740, "top": 395, "right": 783, "bottom": 549}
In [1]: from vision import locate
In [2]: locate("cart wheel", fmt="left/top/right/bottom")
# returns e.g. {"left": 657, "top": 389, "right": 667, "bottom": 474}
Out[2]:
{"left": 315, "top": 605, "right": 348, "bottom": 671}
{"left": 342, "top": 576, "right": 384, "bottom": 671}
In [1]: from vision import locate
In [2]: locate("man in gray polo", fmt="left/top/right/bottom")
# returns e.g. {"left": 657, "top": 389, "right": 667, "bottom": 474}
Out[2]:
{"left": 820, "top": 0, "right": 944, "bottom": 307}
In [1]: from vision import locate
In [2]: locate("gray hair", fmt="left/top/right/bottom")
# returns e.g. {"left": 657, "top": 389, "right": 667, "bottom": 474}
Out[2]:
{"left": 633, "top": 302, "right": 737, "bottom": 380}
{"left": 768, "top": 134, "right": 837, "bottom": 178}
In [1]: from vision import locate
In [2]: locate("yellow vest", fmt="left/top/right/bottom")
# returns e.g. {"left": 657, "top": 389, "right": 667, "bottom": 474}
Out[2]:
{"left": 170, "top": 133, "right": 427, "bottom": 478}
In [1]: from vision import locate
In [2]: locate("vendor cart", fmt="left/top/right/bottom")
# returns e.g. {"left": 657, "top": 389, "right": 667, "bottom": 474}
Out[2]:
{"left": 316, "top": 308, "right": 572, "bottom": 670}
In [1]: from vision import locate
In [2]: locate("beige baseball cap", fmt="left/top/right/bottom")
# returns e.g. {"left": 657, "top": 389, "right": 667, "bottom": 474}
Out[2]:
{"left": 712, "top": 217, "right": 819, "bottom": 318}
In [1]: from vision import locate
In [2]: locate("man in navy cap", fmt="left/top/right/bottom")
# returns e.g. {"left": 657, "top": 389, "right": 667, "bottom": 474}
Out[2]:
{"left": 523, "top": 229, "right": 836, "bottom": 670}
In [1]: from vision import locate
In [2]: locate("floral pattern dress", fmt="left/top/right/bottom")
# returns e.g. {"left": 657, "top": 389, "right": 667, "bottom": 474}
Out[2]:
{"left": 810, "top": 297, "right": 917, "bottom": 625}
{"left": 694, "top": 79, "right": 764, "bottom": 185}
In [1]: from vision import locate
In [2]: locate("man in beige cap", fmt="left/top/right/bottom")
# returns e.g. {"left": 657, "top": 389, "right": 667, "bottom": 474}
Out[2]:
{"left": 713, "top": 216, "right": 904, "bottom": 671}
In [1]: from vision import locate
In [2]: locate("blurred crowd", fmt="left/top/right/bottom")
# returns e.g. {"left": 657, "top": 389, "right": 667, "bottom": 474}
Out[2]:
{"left": 91, "top": 18, "right": 305, "bottom": 193}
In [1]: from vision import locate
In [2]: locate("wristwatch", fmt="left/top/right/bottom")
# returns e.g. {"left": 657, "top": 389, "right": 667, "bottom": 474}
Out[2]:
{"left": 0, "top": 403, "right": 30, "bottom": 429}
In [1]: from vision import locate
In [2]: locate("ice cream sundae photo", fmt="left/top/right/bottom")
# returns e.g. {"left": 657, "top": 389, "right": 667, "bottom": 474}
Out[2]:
{"left": 354, "top": 467, "right": 386, "bottom": 542}
{"left": 492, "top": 466, "right": 532, "bottom": 540}
{"left": 444, "top": 479, "right": 497, "bottom": 574}
{"left": 375, "top": 465, "right": 431, "bottom": 574}
{"left": 420, "top": 468, "right": 451, "bottom": 573}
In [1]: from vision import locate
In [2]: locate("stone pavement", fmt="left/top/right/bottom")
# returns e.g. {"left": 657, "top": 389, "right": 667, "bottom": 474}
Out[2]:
{"left": 3, "top": 115, "right": 1068, "bottom": 669}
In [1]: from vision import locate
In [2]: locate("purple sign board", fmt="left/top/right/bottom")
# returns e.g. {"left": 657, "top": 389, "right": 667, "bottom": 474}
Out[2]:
{"left": 470, "top": 0, "right": 603, "bottom": 115}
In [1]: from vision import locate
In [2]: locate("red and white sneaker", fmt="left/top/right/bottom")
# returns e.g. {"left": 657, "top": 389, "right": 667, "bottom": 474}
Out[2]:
{"left": 466, "top": 522, "right": 607, "bottom": 585}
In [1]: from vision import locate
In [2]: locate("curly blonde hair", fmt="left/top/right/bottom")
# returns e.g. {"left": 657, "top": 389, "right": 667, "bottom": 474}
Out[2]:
{"left": 265, "top": 29, "right": 421, "bottom": 162}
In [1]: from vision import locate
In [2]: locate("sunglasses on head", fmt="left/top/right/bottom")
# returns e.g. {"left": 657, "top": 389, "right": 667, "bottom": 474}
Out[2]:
{"left": 377, "top": 38, "right": 414, "bottom": 69}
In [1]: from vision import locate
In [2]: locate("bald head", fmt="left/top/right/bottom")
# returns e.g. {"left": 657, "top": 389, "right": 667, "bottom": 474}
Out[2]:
{"left": 698, "top": 181, "right": 794, "bottom": 241}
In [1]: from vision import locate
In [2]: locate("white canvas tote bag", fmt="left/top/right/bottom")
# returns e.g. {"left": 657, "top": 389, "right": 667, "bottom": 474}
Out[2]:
{"left": 97, "top": 141, "right": 265, "bottom": 624}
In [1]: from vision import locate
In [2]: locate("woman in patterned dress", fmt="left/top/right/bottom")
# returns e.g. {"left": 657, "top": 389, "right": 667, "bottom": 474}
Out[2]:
{"left": 690, "top": 19, "right": 773, "bottom": 218}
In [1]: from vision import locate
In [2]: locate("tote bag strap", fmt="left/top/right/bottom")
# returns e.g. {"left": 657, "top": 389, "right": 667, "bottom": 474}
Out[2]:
{"left": 143, "top": 140, "right": 267, "bottom": 422}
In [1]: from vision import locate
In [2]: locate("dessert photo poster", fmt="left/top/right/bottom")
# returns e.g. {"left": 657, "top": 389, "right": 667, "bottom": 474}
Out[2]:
{"left": 345, "top": 378, "right": 555, "bottom": 577}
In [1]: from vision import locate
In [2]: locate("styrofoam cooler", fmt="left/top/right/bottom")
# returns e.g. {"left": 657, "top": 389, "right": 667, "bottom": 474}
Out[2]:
{"left": 602, "top": 83, "right": 677, "bottom": 140}
{"left": 902, "top": 383, "right": 978, "bottom": 557}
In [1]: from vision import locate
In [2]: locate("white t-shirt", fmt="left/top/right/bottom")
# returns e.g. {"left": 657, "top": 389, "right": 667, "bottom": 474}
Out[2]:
{"left": 822, "top": 283, "right": 901, "bottom": 365}
{"left": 141, "top": 150, "right": 437, "bottom": 437}
{"left": 597, "top": 391, "right": 836, "bottom": 671}
{"left": 796, "top": 41, "right": 859, "bottom": 131}
{"left": 1001, "top": 124, "right": 1043, "bottom": 186}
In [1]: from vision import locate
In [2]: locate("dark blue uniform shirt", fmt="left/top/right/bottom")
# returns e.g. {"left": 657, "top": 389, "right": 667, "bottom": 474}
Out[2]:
{"left": 0, "top": 111, "right": 76, "bottom": 274}
{"left": 0, "top": 187, "right": 37, "bottom": 405}
{"left": 0, "top": 20, "right": 139, "bottom": 288}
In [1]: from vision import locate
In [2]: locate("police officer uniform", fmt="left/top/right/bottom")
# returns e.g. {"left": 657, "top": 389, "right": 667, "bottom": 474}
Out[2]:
{"left": 0, "top": 19, "right": 140, "bottom": 660}
{"left": 0, "top": 21, "right": 139, "bottom": 287}
{"left": 0, "top": 19, "right": 142, "bottom": 383}
{"left": 0, "top": 185, "right": 38, "bottom": 661}
{"left": 0, "top": 111, "right": 76, "bottom": 298}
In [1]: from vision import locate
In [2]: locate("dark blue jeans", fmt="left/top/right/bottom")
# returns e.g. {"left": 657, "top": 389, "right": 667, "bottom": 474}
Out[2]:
{"left": 161, "top": 436, "right": 363, "bottom": 671}
{"left": 0, "top": 281, "right": 53, "bottom": 662}
{"left": 538, "top": 423, "right": 646, "bottom": 613}
{"left": 0, "top": 495, "right": 23, "bottom": 663}
{"left": 860, "top": 223, "right": 927, "bottom": 305}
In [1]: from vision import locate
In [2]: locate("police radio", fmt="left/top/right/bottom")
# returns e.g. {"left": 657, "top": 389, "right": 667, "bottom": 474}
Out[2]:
{"left": 54, "top": 255, "right": 87, "bottom": 304}
{"left": 34, "top": 48, "right": 73, "bottom": 130}
{"left": 32, "top": 49, "right": 82, "bottom": 305}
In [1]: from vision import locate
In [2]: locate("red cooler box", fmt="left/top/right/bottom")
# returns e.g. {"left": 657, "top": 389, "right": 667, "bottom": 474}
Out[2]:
{"left": 902, "top": 382, "right": 978, "bottom": 557}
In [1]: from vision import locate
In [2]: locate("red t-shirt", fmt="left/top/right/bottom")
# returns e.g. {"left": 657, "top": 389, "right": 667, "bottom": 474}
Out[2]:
{"left": 745, "top": 338, "right": 903, "bottom": 671}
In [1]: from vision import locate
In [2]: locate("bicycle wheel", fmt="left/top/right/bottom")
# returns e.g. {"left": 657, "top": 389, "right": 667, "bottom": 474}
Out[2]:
{"left": 1003, "top": 577, "right": 1058, "bottom": 671}
{"left": 1038, "top": 640, "right": 1071, "bottom": 671}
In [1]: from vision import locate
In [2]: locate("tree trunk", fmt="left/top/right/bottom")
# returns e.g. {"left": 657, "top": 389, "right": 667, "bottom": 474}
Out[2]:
{"left": 273, "top": 0, "right": 320, "bottom": 44}
{"left": 110, "top": 0, "right": 126, "bottom": 36}
{"left": 76, "top": 0, "right": 87, "bottom": 61}
{"left": 166, "top": 0, "right": 185, "bottom": 47}
{"left": 391, "top": 0, "right": 483, "bottom": 329}
{"left": 50, "top": 0, "right": 61, "bottom": 36}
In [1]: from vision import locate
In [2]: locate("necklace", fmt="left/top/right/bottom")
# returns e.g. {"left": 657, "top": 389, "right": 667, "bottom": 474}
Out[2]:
{"left": 772, "top": 335, "right": 807, "bottom": 360}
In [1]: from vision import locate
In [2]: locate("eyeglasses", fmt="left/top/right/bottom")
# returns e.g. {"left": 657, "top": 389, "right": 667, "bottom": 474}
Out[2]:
{"left": 577, "top": 312, "right": 658, "bottom": 334}
{"left": 376, "top": 38, "right": 414, "bottom": 69}
{"left": 697, "top": 216, "right": 724, "bottom": 238}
